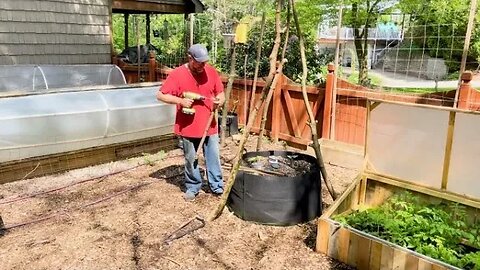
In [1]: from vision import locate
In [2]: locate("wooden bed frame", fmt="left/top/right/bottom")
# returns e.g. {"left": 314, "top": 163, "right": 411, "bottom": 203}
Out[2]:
{"left": 316, "top": 100, "right": 480, "bottom": 270}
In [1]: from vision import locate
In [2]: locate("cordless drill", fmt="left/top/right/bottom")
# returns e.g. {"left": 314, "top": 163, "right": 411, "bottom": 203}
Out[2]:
{"left": 181, "top": 91, "right": 215, "bottom": 114}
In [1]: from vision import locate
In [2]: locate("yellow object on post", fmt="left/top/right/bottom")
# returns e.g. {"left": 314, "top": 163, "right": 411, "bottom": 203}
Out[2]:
{"left": 234, "top": 23, "right": 248, "bottom": 44}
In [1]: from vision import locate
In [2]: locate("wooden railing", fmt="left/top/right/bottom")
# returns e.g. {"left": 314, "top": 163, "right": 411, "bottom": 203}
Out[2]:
{"left": 323, "top": 66, "right": 477, "bottom": 146}
{"left": 228, "top": 75, "right": 326, "bottom": 148}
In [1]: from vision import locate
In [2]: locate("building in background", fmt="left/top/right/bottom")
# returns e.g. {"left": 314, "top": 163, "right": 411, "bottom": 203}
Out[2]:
{"left": 317, "top": 21, "right": 403, "bottom": 70}
{"left": 0, "top": 0, "right": 204, "bottom": 65}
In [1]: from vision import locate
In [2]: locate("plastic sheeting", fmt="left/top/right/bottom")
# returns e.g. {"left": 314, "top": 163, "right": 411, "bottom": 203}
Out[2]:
{"left": 447, "top": 113, "right": 480, "bottom": 198}
{"left": 0, "top": 65, "right": 126, "bottom": 93}
{"left": 0, "top": 86, "right": 174, "bottom": 163}
{"left": 367, "top": 102, "right": 480, "bottom": 200}
{"left": 367, "top": 102, "right": 449, "bottom": 189}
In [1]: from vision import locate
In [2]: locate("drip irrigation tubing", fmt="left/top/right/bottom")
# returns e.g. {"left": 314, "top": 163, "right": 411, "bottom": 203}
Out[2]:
{"left": 0, "top": 154, "right": 183, "bottom": 206}
{"left": 3, "top": 182, "right": 151, "bottom": 231}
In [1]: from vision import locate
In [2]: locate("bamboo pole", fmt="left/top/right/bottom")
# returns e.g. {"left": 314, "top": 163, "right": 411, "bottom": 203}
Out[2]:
{"left": 209, "top": 0, "right": 284, "bottom": 221}
{"left": 454, "top": 0, "right": 477, "bottom": 108}
{"left": 290, "top": 0, "right": 337, "bottom": 200}
{"left": 331, "top": 0, "right": 343, "bottom": 140}
{"left": 248, "top": 12, "right": 266, "bottom": 117}
{"left": 220, "top": 44, "right": 237, "bottom": 147}
{"left": 256, "top": 4, "right": 290, "bottom": 151}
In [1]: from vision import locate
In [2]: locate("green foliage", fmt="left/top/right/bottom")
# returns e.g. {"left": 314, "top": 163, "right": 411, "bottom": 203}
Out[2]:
{"left": 229, "top": 14, "right": 334, "bottom": 86}
{"left": 112, "top": 13, "right": 187, "bottom": 66}
{"left": 398, "top": 0, "right": 479, "bottom": 72}
{"left": 335, "top": 192, "right": 480, "bottom": 269}
{"left": 141, "top": 151, "right": 166, "bottom": 166}
{"left": 112, "top": 1, "right": 332, "bottom": 85}
{"left": 322, "top": 0, "right": 395, "bottom": 86}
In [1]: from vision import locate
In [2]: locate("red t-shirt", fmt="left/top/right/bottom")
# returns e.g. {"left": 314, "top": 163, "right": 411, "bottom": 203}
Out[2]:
{"left": 160, "top": 64, "right": 224, "bottom": 138}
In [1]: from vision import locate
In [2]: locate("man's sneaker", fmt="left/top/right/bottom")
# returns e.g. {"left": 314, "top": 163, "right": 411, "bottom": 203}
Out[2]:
{"left": 184, "top": 191, "right": 196, "bottom": 201}
{"left": 212, "top": 188, "right": 224, "bottom": 196}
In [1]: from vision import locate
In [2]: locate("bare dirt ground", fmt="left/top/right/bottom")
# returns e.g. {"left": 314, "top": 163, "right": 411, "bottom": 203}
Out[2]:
{"left": 0, "top": 135, "right": 358, "bottom": 270}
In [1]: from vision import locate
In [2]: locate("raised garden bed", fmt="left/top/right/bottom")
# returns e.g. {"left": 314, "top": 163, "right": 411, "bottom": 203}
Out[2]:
{"left": 317, "top": 174, "right": 480, "bottom": 270}
{"left": 317, "top": 101, "right": 480, "bottom": 270}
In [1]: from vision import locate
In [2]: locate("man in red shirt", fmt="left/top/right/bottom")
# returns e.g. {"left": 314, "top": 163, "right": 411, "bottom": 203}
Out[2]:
{"left": 157, "top": 44, "right": 225, "bottom": 201}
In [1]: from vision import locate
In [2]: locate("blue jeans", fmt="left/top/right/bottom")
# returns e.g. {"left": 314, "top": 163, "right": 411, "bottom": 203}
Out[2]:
{"left": 182, "top": 134, "right": 224, "bottom": 194}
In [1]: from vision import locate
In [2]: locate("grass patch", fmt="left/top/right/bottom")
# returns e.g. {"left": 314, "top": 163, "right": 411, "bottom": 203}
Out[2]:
{"left": 347, "top": 72, "right": 382, "bottom": 86}
{"left": 381, "top": 87, "right": 454, "bottom": 94}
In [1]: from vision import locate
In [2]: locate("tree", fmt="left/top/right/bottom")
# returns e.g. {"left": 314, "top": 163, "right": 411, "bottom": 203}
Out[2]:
{"left": 314, "top": 0, "right": 394, "bottom": 86}
{"left": 398, "top": 0, "right": 479, "bottom": 72}
{"left": 343, "top": 0, "right": 389, "bottom": 86}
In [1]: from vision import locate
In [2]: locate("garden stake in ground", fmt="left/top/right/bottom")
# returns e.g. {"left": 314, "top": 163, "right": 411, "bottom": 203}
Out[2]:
{"left": 163, "top": 215, "right": 206, "bottom": 244}
{"left": 290, "top": 0, "right": 337, "bottom": 201}
{"left": 208, "top": 0, "right": 286, "bottom": 222}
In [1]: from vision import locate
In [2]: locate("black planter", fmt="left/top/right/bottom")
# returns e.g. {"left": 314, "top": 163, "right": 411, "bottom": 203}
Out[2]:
{"left": 218, "top": 113, "right": 239, "bottom": 137}
{"left": 227, "top": 150, "right": 322, "bottom": 226}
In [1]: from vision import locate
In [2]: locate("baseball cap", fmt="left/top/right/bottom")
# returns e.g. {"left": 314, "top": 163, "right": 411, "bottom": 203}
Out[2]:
{"left": 188, "top": 44, "right": 209, "bottom": 62}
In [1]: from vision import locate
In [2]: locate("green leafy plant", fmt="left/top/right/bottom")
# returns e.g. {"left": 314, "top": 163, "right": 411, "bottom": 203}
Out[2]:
{"left": 141, "top": 151, "right": 166, "bottom": 166}
{"left": 334, "top": 192, "right": 480, "bottom": 269}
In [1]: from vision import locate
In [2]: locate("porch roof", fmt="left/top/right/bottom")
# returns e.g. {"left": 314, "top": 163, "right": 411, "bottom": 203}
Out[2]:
{"left": 112, "top": 0, "right": 205, "bottom": 14}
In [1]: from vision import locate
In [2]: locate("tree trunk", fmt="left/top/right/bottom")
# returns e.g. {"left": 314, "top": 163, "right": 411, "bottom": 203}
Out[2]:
{"left": 209, "top": 0, "right": 284, "bottom": 221}
{"left": 290, "top": 0, "right": 337, "bottom": 201}
{"left": 358, "top": 27, "right": 369, "bottom": 86}
{"left": 256, "top": 66, "right": 284, "bottom": 151}
{"left": 354, "top": 36, "right": 369, "bottom": 86}
{"left": 220, "top": 43, "right": 237, "bottom": 147}
{"left": 352, "top": 2, "right": 370, "bottom": 87}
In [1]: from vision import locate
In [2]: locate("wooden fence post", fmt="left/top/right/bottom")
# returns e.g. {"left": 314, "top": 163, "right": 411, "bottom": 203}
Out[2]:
{"left": 148, "top": 51, "right": 157, "bottom": 82}
{"left": 457, "top": 71, "right": 473, "bottom": 110}
{"left": 322, "top": 64, "right": 335, "bottom": 139}
{"left": 112, "top": 55, "right": 118, "bottom": 66}
{"left": 271, "top": 74, "right": 285, "bottom": 142}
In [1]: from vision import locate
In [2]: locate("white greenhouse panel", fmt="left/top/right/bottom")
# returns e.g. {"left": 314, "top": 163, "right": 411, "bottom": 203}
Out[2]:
{"left": 447, "top": 112, "right": 480, "bottom": 198}
{"left": 0, "top": 86, "right": 174, "bottom": 163}
{"left": 367, "top": 102, "right": 450, "bottom": 189}
{"left": 0, "top": 65, "right": 125, "bottom": 93}
{"left": 0, "top": 65, "right": 47, "bottom": 92}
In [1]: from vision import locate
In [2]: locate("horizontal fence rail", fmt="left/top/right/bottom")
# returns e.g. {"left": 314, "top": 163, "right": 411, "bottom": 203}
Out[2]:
{"left": 116, "top": 55, "right": 480, "bottom": 148}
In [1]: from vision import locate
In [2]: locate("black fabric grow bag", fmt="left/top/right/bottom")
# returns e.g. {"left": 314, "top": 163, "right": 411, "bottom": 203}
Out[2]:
{"left": 227, "top": 150, "right": 321, "bottom": 226}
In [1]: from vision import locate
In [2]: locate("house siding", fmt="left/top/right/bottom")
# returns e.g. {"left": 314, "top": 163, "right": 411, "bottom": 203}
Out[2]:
{"left": 0, "top": 0, "right": 111, "bottom": 65}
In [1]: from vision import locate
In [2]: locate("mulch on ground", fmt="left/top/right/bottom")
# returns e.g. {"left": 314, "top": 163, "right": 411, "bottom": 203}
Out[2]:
{"left": 0, "top": 135, "right": 358, "bottom": 270}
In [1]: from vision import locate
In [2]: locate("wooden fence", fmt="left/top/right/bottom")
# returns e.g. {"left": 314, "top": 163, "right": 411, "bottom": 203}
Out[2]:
{"left": 228, "top": 75, "right": 326, "bottom": 148}
{"left": 116, "top": 52, "right": 327, "bottom": 149}
{"left": 116, "top": 53, "right": 480, "bottom": 148}
{"left": 323, "top": 68, "right": 478, "bottom": 146}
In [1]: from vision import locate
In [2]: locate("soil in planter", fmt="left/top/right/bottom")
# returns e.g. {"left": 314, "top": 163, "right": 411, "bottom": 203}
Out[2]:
{"left": 243, "top": 155, "right": 314, "bottom": 177}
{"left": 334, "top": 191, "right": 480, "bottom": 270}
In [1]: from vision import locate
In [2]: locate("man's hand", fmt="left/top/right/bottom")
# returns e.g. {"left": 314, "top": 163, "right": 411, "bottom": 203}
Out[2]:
{"left": 213, "top": 92, "right": 225, "bottom": 110}
{"left": 180, "top": 98, "right": 194, "bottom": 108}
{"left": 213, "top": 98, "right": 222, "bottom": 110}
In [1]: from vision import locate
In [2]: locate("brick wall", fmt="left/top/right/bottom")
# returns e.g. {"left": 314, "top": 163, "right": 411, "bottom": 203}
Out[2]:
{"left": 0, "top": 0, "right": 111, "bottom": 65}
